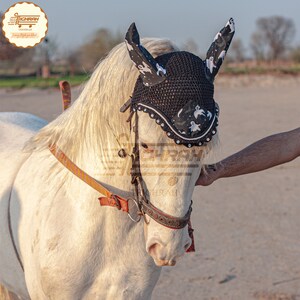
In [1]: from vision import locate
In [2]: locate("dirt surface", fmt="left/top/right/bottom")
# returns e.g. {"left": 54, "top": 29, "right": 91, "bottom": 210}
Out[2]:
{"left": 0, "top": 76, "right": 299, "bottom": 299}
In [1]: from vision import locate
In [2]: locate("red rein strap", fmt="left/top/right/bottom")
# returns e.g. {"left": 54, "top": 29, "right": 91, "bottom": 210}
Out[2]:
{"left": 187, "top": 221, "right": 195, "bottom": 252}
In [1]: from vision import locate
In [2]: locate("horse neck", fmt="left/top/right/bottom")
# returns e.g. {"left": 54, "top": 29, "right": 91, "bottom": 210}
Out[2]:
{"left": 61, "top": 138, "right": 148, "bottom": 261}
{"left": 72, "top": 137, "right": 132, "bottom": 194}
{"left": 61, "top": 93, "right": 134, "bottom": 195}
{"left": 60, "top": 135, "right": 138, "bottom": 231}
{"left": 51, "top": 91, "right": 137, "bottom": 220}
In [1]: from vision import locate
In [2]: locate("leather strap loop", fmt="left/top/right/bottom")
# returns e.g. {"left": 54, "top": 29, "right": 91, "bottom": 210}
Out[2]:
{"left": 99, "top": 195, "right": 128, "bottom": 212}
{"left": 59, "top": 80, "right": 72, "bottom": 111}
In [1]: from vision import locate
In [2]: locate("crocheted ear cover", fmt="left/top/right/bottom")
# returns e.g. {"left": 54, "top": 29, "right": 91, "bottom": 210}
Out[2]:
{"left": 131, "top": 51, "right": 219, "bottom": 147}
{"left": 126, "top": 19, "right": 234, "bottom": 147}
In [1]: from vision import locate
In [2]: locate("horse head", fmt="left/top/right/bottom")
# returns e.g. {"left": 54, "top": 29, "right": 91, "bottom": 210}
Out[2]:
{"left": 30, "top": 20, "right": 234, "bottom": 268}
{"left": 123, "top": 20, "right": 235, "bottom": 266}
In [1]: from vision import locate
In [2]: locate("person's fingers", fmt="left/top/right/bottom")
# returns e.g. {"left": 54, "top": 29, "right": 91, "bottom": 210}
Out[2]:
{"left": 195, "top": 176, "right": 207, "bottom": 186}
{"left": 195, "top": 164, "right": 217, "bottom": 186}
{"left": 195, "top": 172, "right": 211, "bottom": 186}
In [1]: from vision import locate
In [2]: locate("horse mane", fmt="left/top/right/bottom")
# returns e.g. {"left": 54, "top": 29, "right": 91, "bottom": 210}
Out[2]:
{"left": 25, "top": 38, "right": 179, "bottom": 162}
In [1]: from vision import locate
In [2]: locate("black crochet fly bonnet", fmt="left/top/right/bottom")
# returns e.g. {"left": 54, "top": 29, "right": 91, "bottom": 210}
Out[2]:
{"left": 124, "top": 19, "right": 235, "bottom": 147}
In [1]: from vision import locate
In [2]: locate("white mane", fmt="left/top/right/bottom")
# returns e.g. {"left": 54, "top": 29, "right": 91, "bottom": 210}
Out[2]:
{"left": 26, "top": 38, "right": 179, "bottom": 162}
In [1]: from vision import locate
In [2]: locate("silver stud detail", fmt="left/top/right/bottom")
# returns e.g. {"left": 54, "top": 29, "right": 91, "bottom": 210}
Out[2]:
{"left": 198, "top": 142, "right": 202, "bottom": 146}
{"left": 167, "top": 132, "right": 171, "bottom": 136}
{"left": 188, "top": 144, "right": 192, "bottom": 148}
{"left": 206, "top": 137, "right": 210, "bottom": 142}
{"left": 138, "top": 106, "right": 142, "bottom": 110}
{"left": 176, "top": 140, "right": 180, "bottom": 144}
{"left": 150, "top": 114, "right": 154, "bottom": 118}
{"left": 212, "top": 130, "right": 216, "bottom": 135}
{"left": 156, "top": 119, "right": 160, "bottom": 123}
{"left": 144, "top": 108, "right": 147, "bottom": 112}
{"left": 161, "top": 123, "right": 164, "bottom": 127}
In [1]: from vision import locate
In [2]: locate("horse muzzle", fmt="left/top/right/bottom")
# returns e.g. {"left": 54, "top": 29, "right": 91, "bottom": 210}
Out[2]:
{"left": 146, "top": 236, "right": 192, "bottom": 267}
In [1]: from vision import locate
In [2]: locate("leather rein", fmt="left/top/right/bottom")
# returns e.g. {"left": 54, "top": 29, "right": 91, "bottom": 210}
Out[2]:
{"left": 50, "top": 82, "right": 195, "bottom": 251}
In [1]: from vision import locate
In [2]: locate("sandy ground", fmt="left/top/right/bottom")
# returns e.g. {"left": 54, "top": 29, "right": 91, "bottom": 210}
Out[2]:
{"left": 0, "top": 75, "right": 299, "bottom": 300}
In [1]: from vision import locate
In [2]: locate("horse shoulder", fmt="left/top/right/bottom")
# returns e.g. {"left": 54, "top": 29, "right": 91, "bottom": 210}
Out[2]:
{"left": 0, "top": 112, "right": 47, "bottom": 299}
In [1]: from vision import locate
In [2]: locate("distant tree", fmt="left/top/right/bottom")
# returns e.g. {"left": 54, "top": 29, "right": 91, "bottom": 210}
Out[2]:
{"left": 229, "top": 38, "right": 246, "bottom": 62}
{"left": 65, "top": 49, "right": 81, "bottom": 75}
{"left": 0, "top": 12, "right": 37, "bottom": 74}
{"left": 12, "top": 48, "right": 36, "bottom": 74}
{"left": 79, "top": 28, "right": 122, "bottom": 71}
{"left": 251, "top": 16, "right": 296, "bottom": 61}
{"left": 34, "top": 37, "right": 59, "bottom": 65}
{"left": 31, "top": 37, "right": 59, "bottom": 77}
{"left": 290, "top": 46, "right": 300, "bottom": 63}
{"left": 0, "top": 12, "right": 24, "bottom": 61}
{"left": 251, "top": 32, "right": 267, "bottom": 61}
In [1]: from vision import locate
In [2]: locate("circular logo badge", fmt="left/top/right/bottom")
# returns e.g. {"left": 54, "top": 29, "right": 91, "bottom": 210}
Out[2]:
{"left": 1, "top": 2, "right": 48, "bottom": 48}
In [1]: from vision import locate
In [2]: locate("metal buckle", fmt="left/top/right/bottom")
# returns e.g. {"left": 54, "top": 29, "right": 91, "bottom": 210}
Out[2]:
{"left": 127, "top": 198, "right": 142, "bottom": 223}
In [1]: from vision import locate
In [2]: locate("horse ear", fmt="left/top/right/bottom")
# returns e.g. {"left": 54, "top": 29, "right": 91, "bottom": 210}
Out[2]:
{"left": 125, "top": 23, "right": 166, "bottom": 87}
{"left": 205, "top": 18, "right": 235, "bottom": 82}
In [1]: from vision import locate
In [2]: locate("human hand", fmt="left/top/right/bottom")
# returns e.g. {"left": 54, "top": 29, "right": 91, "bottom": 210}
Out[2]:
{"left": 195, "top": 164, "right": 219, "bottom": 186}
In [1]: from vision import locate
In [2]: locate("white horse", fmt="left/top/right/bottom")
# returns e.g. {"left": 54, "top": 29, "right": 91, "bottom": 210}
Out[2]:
{"left": 0, "top": 18, "right": 235, "bottom": 296}
{"left": 0, "top": 38, "right": 213, "bottom": 300}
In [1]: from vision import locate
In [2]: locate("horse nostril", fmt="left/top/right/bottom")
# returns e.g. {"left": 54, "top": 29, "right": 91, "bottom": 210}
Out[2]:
{"left": 184, "top": 241, "right": 192, "bottom": 251}
{"left": 168, "top": 260, "right": 176, "bottom": 266}
{"left": 147, "top": 243, "right": 159, "bottom": 256}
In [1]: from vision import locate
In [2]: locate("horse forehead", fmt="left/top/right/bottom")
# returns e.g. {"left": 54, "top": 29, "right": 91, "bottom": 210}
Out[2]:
{"left": 138, "top": 113, "right": 166, "bottom": 142}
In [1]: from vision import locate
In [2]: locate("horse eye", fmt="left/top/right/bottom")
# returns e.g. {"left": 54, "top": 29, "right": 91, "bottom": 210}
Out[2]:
{"left": 141, "top": 142, "right": 148, "bottom": 149}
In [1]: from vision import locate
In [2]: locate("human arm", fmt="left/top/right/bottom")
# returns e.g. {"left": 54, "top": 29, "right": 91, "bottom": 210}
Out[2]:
{"left": 196, "top": 127, "right": 300, "bottom": 186}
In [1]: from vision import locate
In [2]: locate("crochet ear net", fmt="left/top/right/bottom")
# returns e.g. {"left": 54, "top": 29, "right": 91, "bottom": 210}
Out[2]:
{"left": 205, "top": 18, "right": 235, "bottom": 82}
{"left": 125, "top": 23, "right": 166, "bottom": 87}
{"left": 124, "top": 20, "right": 235, "bottom": 147}
{"left": 125, "top": 19, "right": 235, "bottom": 86}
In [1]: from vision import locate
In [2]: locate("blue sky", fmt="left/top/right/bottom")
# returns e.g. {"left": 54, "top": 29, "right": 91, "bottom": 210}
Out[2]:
{"left": 2, "top": 0, "right": 300, "bottom": 56}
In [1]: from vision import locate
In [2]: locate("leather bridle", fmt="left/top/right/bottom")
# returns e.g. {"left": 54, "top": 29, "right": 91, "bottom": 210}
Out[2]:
{"left": 50, "top": 84, "right": 194, "bottom": 252}
{"left": 125, "top": 108, "right": 193, "bottom": 230}
{"left": 49, "top": 108, "right": 193, "bottom": 230}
